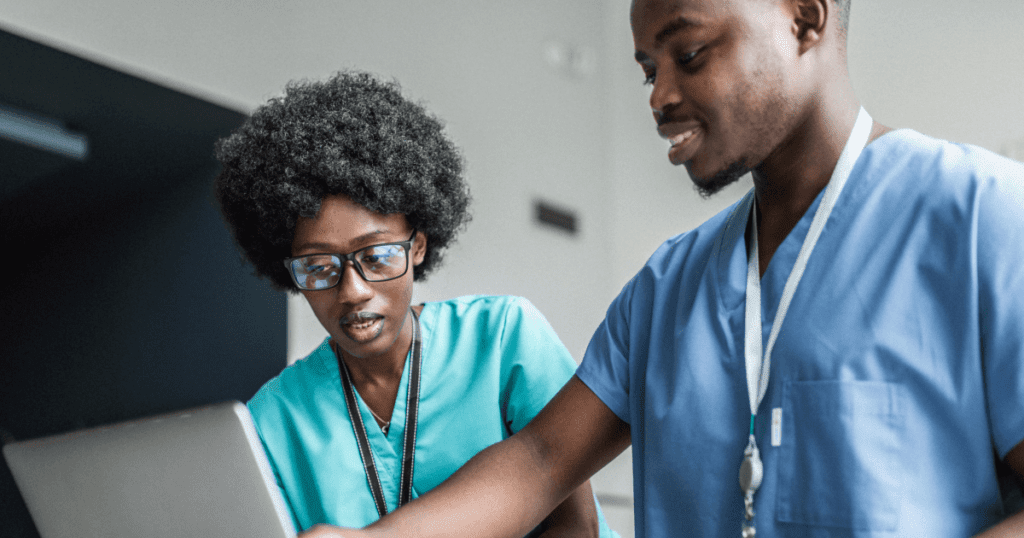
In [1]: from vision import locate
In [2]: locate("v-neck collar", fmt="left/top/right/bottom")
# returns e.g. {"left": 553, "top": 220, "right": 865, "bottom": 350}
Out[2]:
{"left": 329, "top": 339, "right": 416, "bottom": 510}
{"left": 353, "top": 348, "right": 411, "bottom": 471}
{"left": 714, "top": 177, "right": 834, "bottom": 323}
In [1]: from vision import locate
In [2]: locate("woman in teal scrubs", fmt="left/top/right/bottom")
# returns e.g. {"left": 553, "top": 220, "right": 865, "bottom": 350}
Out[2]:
{"left": 213, "top": 71, "right": 615, "bottom": 537}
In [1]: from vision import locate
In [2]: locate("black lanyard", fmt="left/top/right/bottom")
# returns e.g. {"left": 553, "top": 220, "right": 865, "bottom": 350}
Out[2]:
{"left": 334, "top": 308, "right": 422, "bottom": 518}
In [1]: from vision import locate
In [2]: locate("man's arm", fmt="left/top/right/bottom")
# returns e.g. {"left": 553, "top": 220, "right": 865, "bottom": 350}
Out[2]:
{"left": 302, "top": 375, "right": 631, "bottom": 538}
{"left": 974, "top": 440, "right": 1024, "bottom": 538}
{"left": 531, "top": 479, "right": 600, "bottom": 537}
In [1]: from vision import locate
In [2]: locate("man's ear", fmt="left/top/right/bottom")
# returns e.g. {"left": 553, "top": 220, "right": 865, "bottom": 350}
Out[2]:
{"left": 791, "top": 0, "right": 829, "bottom": 53}
{"left": 412, "top": 231, "right": 427, "bottom": 266}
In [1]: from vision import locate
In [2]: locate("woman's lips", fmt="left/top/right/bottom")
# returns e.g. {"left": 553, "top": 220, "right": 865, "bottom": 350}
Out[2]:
{"left": 340, "top": 313, "right": 384, "bottom": 343}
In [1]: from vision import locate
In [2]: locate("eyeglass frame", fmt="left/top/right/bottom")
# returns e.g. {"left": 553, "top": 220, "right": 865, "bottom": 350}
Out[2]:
{"left": 282, "top": 228, "right": 418, "bottom": 290}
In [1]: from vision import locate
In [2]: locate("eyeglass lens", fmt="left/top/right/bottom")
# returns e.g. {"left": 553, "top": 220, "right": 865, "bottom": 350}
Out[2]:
{"left": 289, "top": 243, "right": 409, "bottom": 290}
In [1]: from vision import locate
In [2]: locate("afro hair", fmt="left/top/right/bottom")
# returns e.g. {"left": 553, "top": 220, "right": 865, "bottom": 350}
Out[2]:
{"left": 214, "top": 71, "right": 471, "bottom": 291}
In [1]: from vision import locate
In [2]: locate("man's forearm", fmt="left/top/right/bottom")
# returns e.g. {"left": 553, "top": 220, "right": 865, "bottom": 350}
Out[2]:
{"left": 974, "top": 510, "right": 1024, "bottom": 538}
{"left": 534, "top": 481, "right": 601, "bottom": 537}
{"left": 298, "top": 377, "right": 631, "bottom": 538}
{"left": 364, "top": 433, "right": 573, "bottom": 538}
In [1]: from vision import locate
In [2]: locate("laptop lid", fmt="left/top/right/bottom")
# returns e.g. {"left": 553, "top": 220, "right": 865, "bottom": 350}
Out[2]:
{"left": 3, "top": 401, "right": 297, "bottom": 538}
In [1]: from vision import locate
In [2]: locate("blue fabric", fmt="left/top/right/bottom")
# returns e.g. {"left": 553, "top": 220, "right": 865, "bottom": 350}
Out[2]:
{"left": 249, "top": 295, "right": 616, "bottom": 536}
{"left": 576, "top": 130, "right": 1024, "bottom": 537}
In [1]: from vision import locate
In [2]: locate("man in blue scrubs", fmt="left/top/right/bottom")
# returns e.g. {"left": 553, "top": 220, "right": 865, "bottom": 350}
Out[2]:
{"left": 301, "top": 0, "right": 1024, "bottom": 536}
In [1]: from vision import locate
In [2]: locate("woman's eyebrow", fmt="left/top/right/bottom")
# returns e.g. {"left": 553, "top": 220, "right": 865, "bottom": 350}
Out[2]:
{"left": 294, "top": 230, "right": 391, "bottom": 253}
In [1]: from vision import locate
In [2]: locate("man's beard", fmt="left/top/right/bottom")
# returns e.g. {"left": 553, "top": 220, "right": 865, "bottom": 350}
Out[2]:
{"left": 691, "top": 160, "right": 751, "bottom": 199}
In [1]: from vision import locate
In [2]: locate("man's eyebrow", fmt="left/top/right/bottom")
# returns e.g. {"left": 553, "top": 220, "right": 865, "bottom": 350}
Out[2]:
{"left": 655, "top": 16, "right": 695, "bottom": 45}
{"left": 635, "top": 16, "right": 696, "bottom": 63}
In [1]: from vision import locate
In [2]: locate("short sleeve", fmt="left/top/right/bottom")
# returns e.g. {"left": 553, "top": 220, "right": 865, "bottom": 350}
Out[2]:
{"left": 977, "top": 156, "right": 1024, "bottom": 459}
{"left": 576, "top": 276, "right": 637, "bottom": 424}
{"left": 499, "top": 297, "right": 578, "bottom": 434}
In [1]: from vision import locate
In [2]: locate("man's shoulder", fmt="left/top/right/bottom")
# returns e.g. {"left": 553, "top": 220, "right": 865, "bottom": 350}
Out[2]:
{"left": 865, "top": 129, "right": 1022, "bottom": 189}
{"left": 639, "top": 192, "right": 751, "bottom": 280}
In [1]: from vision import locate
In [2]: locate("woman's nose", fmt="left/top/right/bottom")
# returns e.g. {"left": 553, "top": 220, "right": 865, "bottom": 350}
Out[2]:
{"left": 335, "top": 262, "right": 374, "bottom": 304}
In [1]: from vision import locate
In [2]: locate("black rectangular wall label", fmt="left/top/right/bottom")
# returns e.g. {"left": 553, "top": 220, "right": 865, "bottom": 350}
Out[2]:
{"left": 534, "top": 200, "right": 578, "bottom": 235}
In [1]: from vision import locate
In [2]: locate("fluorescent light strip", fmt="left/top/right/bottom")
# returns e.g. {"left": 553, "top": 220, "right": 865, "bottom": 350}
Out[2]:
{"left": 0, "top": 103, "right": 89, "bottom": 161}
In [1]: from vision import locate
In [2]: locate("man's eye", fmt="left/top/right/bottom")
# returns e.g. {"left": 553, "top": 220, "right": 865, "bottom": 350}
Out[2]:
{"left": 641, "top": 50, "right": 698, "bottom": 86}
{"left": 678, "top": 50, "right": 699, "bottom": 66}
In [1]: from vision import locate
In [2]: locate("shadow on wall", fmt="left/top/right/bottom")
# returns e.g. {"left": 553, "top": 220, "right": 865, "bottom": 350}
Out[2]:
{"left": 0, "top": 28, "right": 286, "bottom": 537}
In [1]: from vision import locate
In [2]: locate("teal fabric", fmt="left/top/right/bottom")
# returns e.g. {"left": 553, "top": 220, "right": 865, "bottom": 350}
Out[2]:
{"left": 249, "top": 295, "right": 616, "bottom": 536}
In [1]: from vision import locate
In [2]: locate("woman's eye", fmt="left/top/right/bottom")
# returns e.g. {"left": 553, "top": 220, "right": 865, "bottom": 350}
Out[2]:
{"left": 361, "top": 245, "right": 401, "bottom": 267}
{"left": 302, "top": 256, "right": 338, "bottom": 275}
{"left": 308, "top": 264, "right": 334, "bottom": 275}
{"left": 642, "top": 72, "right": 656, "bottom": 86}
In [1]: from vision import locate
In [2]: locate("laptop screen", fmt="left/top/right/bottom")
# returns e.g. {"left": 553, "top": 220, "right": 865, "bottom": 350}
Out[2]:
{"left": 3, "top": 401, "right": 296, "bottom": 538}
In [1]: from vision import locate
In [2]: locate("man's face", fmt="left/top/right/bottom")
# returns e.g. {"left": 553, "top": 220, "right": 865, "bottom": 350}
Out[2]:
{"left": 631, "top": 0, "right": 805, "bottom": 196}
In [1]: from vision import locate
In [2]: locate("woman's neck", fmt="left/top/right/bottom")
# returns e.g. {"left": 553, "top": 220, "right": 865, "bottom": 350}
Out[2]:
{"left": 335, "top": 306, "right": 421, "bottom": 427}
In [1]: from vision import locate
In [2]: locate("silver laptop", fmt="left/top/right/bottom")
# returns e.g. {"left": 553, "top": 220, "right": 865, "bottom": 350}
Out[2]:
{"left": 3, "top": 401, "right": 297, "bottom": 538}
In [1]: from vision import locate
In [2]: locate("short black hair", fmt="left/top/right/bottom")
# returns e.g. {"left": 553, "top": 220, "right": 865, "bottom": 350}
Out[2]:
{"left": 214, "top": 71, "right": 471, "bottom": 291}
{"left": 834, "top": 0, "right": 851, "bottom": 36}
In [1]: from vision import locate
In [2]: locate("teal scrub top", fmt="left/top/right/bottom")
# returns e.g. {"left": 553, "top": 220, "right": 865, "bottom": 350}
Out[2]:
{"left": 249, "top": 295, "right": 616, "bottom": 536}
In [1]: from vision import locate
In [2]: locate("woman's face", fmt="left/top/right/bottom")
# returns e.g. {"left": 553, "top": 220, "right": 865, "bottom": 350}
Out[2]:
{"left": 290, "top": 194, "right": 426, "bottom": 363}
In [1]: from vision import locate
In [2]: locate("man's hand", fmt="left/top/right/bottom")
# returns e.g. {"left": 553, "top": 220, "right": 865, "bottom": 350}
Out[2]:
{"left": 298, "top": 524, "right": 373, "bottom": 538}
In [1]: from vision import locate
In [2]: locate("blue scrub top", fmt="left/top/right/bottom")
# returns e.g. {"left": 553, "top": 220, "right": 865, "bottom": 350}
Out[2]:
{"left": 250, "top": 295, "right": 616, "bottom": 536}
{"left": 577, "top": 130, "right": 1024, "bottom": 537}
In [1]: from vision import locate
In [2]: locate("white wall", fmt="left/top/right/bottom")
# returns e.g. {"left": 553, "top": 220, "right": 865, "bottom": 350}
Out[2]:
{"left": 849, "top": 0, "right": 1024, "bottom": 153}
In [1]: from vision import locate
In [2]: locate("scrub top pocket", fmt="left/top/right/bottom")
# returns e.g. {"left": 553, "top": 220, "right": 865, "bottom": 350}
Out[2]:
{"left": 775, "top": 380, "right": 906, "bottom": 531}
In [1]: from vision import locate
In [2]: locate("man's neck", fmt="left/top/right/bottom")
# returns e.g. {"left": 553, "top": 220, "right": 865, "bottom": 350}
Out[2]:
{"left": 749, "top": 99, "right": 890, "bottom": 276}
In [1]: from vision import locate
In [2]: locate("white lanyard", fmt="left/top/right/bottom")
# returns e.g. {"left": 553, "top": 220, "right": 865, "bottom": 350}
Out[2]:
{"left": 739, "top": 107, "right": 873, "bottom": 536}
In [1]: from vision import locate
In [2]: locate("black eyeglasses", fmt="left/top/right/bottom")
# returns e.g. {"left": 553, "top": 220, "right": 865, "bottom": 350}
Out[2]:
{"left": 283, "top": 229, "right": 417, "bottom": 290}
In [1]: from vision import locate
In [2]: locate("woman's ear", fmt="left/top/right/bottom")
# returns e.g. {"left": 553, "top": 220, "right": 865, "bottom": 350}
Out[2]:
{"left": 412, "top": 230, "right": 427, "bottom": 266}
